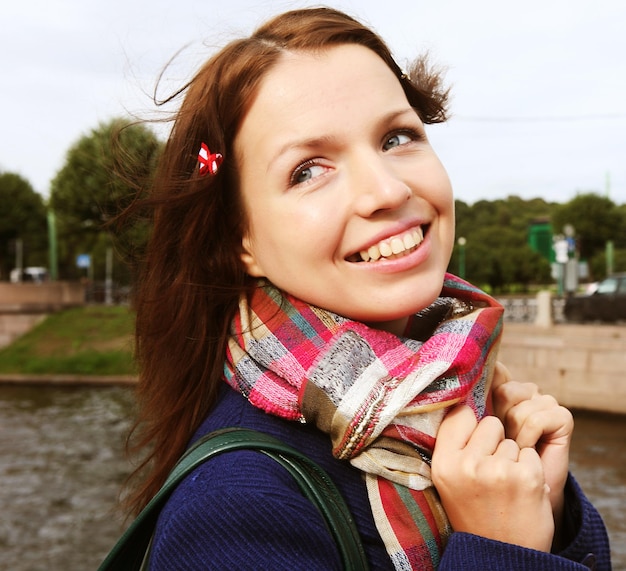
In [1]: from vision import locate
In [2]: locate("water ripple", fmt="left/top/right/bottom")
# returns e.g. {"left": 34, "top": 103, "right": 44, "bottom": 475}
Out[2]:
{"left": 0, "top": 385, "right": 624, "bottom": 569}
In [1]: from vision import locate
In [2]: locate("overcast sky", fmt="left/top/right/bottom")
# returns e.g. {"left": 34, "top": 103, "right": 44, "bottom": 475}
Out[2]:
{"left": 2, "top": 0, "right": 625, "bottom": 205}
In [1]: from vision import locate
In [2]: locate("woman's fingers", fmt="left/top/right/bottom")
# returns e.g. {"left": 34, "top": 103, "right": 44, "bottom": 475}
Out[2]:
{"left": 495, "top": 437, "right": 521, "bottom": 462}
{"left": 490, "top": 361, "right": 512, "bottom": 391}
{"left": 488, "top": 361, "right": 512, "bottom": 412}
{"left": 487, "top": 370, "right": 574, "bottom": 528}
{"left": 510, "top": 399, "right": 574, "bottom": 449}
{"left": 492, "top": 377, "right": 540, "bottom": 423}
{"left": 492, "top": 380, "right": 573, "bottom": 448}
{"left": 435, "top": 404, "right": 477, "bottom": 450}
{"left": 463, "top": 415, "right": 506, "bottom": 456}
{"left": 432, "top": 405, "right": 555, "bottom": 551}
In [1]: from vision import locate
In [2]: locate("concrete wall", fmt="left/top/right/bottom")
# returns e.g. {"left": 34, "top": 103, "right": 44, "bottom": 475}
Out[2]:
{"left": 499, "top": 323, "right": 626, "bottom": 415}
{"left": 0, "top": 282, "right": 86, "bottom": 348}
{"left": 0, "top": 282, "right": 85, "bottom": 311}
{"left": 0, "top": 313, "right": 48, "bottom": 348}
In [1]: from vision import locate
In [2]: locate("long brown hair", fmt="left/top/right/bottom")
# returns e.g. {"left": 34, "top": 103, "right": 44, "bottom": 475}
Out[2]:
{"left": 125, "top": 6, "right": 450, "bottom": 515}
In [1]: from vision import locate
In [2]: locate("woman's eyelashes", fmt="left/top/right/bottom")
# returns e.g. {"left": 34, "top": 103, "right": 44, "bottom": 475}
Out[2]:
{"left": 287, "top": 128, "right": 424, "bottom": 187}
{"left": 382, "top": 128, "right": 423, "bottom": 151}
{"left": 289, "top": 159, "right": 328, "bottom": 186}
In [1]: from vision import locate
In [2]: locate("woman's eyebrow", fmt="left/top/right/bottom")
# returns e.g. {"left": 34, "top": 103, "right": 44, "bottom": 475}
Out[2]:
{"left": 268, "top": 108, "right": 420, "bottom": 166}
{"left": 269, "top": 135, "right": 337, "bottom": 166}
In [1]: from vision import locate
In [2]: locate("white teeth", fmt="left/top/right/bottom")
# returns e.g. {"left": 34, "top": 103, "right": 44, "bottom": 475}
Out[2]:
{"left": 357, "top": 227, "right": 424, "bottom": 262}
{"left": 360, "top": 245, "right": 379, "bottom": 261}
{"left": 379, "top": 242, "right": 393, "bottom": 257}
{"left": 390, "top": 238, "right": 404, "bottom": 254}
{"left": 370, "top": 247, "right": 380, "bottom": 260}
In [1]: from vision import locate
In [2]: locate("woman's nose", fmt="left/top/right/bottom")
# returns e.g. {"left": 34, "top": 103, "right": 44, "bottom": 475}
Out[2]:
{"left": 351, "top": 153, "right": 411, "bottom": 217}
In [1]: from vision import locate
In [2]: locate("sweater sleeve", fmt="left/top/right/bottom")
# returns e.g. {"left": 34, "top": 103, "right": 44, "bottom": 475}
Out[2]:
{"left": 439, "top": 474, "right": 612, "bottom": 570}
{"left": 149, "top": 448, "right": 344, "bottom": 571}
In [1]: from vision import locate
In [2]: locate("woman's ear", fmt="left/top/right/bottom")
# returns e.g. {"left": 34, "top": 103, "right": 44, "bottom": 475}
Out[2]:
{"left": 240, "top": 234, "right": 265, "bottom": 277}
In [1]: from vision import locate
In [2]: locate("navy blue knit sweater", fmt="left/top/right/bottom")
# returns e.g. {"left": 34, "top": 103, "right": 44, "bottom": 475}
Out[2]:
{"left": 150, "top": 386, "right": 611, "bottom": 570}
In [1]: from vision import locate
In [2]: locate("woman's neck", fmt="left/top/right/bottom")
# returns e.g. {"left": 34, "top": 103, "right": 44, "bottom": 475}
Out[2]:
{"left": 365, "top": 315, "right": 410, "bottom": 337}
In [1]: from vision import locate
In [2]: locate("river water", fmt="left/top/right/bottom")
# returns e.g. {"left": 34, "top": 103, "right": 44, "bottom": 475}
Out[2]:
{"left": 0, "top": 384, "right": 624, "bottom": 570}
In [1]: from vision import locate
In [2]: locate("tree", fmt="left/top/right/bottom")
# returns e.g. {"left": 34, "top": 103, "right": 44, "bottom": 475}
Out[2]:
{"left": 0, "top": 172, "right": 48, "bottom": 280}
{"left": 451, "top": 196, "right": 554, "bottom": 292}
{"left": 614, "top": 203, "right": 626, "bottom": 249}
{"left": 551, "top": 193, "right": 620, "bottom": 263}
{"left": 456, "top": 225, "right": 550, "bottom": 293}
{"left": 49, "top": 118, "right": 162, "bottom": 280}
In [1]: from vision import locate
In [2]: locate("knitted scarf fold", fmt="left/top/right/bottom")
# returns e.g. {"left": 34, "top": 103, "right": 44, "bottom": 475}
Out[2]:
{"left": 224, "top": 273, "right": 504, "bottom": 570}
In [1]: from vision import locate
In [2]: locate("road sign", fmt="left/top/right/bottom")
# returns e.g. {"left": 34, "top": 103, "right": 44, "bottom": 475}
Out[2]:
{"left": 76, "top": 254, "right": 91, "bottom": 269}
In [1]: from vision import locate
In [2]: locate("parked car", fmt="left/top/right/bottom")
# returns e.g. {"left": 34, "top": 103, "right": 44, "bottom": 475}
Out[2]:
{"left": 9, "top": 267, "right": 48, "bottom": 284}
{"left": 564, "top": 273, "right": 626, "bottom": 322}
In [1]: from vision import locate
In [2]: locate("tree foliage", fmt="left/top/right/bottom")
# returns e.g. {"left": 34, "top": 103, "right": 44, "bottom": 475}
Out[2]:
{"left": 49, "top": 118, "right": 162, "bottom": 279}
{"left": 551, "top": 193, "right": 622, "bottom": 261}
{"left": 0, "top": 172, "right": 48, "bottom": 279}
{"left": 451, "top": 191, "right": 626, "bottom": 289}
{"left": 452, "top": 196, "right": 553, "bottom": 293}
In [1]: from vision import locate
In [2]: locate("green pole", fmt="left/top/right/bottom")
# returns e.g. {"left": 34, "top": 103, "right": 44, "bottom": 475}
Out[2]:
{"left": 606, "top": 240, "right": 614, "bottom": 276}
{"left": 457, "top": 237, "right": 466, "bottom": 280}
{"left": 47, "top": 210, "right": 58, "bottom": 281}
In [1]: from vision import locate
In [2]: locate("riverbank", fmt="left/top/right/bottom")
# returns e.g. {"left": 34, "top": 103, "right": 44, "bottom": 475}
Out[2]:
{"left": 0, "top": 305, "right": 135, "bottom": 375}
{"left": 2, "top": 314, "right": 626, "bottom": 415}
{"left": 499, "top": 322, "right": 626, "bottom": 415}
{"left": 0, "top": 374, "right": 136, "bottom": 386}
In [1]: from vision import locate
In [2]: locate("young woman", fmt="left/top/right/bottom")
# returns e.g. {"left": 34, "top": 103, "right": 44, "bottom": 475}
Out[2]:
{"left": 125, "top": 7, "right": 611, "bottom": 569}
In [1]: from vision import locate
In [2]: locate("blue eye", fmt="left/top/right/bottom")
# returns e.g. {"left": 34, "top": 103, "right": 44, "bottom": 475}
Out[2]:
{"left": 295, "top": 167, "right": 313, "bottom": 183}
{"left": 291, "top": 161, "right": 325, "bottom": 186}
{"left": 383, "top": 132, "right": 413, "bottom": 151}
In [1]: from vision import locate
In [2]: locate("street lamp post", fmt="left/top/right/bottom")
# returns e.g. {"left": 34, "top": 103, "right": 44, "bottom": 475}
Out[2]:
{"left": 47, "top": 210, "right": 58, "bottom": 281}
{"left": 457, "top": 237, "right": 466, "bottom": 280}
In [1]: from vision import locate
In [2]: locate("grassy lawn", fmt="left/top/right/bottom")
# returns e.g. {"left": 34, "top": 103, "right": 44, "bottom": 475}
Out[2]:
{"left": 0, "top": 305, "right": 136, "bottom": 375}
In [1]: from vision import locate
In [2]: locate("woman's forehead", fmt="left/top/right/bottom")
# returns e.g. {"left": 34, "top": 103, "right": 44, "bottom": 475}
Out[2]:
{"left": 234, "top": 44, "right": 408, "bottom": 157}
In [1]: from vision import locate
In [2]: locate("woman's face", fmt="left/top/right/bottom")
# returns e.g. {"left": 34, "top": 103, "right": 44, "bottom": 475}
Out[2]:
{"left": 236, "top": 44, "right": 454, "bottom": 335}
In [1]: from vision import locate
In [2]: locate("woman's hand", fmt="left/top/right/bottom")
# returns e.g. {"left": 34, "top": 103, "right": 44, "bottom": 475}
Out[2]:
{"left": 432, "top": 405, "right": 555, "bottom": 551}
{"left": 490, "top": 363, "right": 574, "bottom": 547}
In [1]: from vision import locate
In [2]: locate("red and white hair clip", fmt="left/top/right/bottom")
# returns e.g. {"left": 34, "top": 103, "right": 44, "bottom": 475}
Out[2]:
{"left": 198, "top": 142, "right": 223, "bottom": 176}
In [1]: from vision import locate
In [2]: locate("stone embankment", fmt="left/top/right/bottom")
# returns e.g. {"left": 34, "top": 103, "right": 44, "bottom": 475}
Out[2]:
{"left": 499, "top": 322, "right": 626, "bottom": 415}
{"left": 0, "top": 282, "right": 85, "bottom": 348}
{"left": 1, "top": 284, "right": 625, "bottom": 415}
{"left": 0, "top": 312, "right": 47, "bottom": 348}
{"left": 0, "top": 281, "right": 85, "bottom": 310}
{"left": 2, "top": 319, "right": 624, "bottom": 414}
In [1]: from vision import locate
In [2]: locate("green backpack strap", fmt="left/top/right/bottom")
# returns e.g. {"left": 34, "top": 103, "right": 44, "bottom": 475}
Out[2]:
{"left": 98, "top": 427, "right": 369, "bottom": 571}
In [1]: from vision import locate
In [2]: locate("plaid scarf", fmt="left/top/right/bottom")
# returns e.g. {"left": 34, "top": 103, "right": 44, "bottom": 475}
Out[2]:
{"left": 224, "top": 273, "right": 503, "bottom": 570}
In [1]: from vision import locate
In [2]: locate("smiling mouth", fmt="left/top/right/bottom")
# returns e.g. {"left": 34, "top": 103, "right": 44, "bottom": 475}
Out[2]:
{"left": 347, "top": 226, "right": 426, "bottom": 263}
